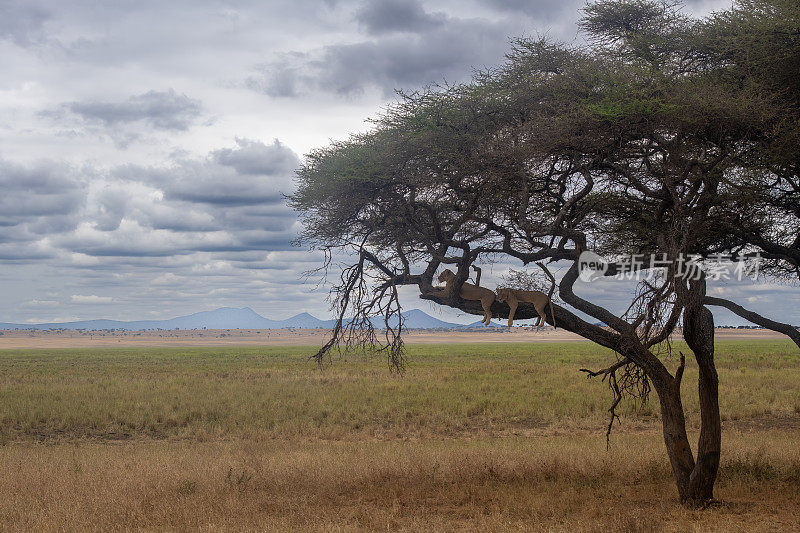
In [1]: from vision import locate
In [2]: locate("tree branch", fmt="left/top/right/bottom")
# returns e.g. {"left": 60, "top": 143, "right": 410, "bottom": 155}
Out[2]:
{"left": 580, "top": 358, "right": 630, "bottom": 449}
{"left": 419, "top": 290, "right": 623, "bottom": 351}
{"left": 580, "top": 358, "right": 630, "bottom": 378}
{"left": 704, "top": 296, "right": 800, "bottom": 349}
{"left": 559, "top": 260, "right": 634, "bottom": 334}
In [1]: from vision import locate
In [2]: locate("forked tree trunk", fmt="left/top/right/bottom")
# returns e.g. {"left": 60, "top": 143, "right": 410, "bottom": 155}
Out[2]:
{"left": 421, "top": 289, "right": 721, "bottom": 503}
{"left": 645, "top": 300, "right": 720, "bottom": 504}
{"left": 684, "top": 299, "right": 721, "bottom": 502}
{"left": 650, "top": 369, "right": 696, "bottom": 502}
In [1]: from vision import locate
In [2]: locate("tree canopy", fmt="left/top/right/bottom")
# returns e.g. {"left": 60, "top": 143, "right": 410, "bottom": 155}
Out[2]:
{"left": 290, "top": 0, "right": 800, "bottom": 504}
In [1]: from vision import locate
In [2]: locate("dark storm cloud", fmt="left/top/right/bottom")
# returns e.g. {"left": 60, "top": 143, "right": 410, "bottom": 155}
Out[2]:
{"left": 0, "top": 158, "right": 84, "bottom": 263}
{"left": 64, "top": 228, "right": 296, "bottom": 258}
{"left": 0, "top": 0, "right": 50, "bottom": 46}
{"left": 158, "top": 139, "right": 300, "bottom": 206}
{"left": 355, "top": 0, "right": 446, "bottom": 35}
{"left": 213, "top": 138, "right": 300, "bottom": 176}
{"left": 62, "top": 89, "right": 202, "bottom": 131}
{"left": 214, "top": 207, "right": 297, "bottom": 232}
{"left": 0, "top": 243, "right": 54, "bottom": 261}
{"left": 0, "top": 137, "right": 300, "bottom": 265}
{"left": 0, "top": 158, "right": 85, "bottom": 229}
{"left": 477, "top": 0, "right": 578, "bottom": 18}
{"left": 0, "top": 158, "right": 82, "bottom": 197}
{"left": 246, "top": 53, "right": 314, "bottom": 98}
{"left": 250, "top": 15, "right": 515, "bottom": 97}
{"left": 85, "top": 180, "right": 219, "bottom": 233}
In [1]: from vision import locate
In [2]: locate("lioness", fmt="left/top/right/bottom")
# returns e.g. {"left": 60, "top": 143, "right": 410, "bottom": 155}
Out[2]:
{"left": 434, "top": 269, "right": 496, "bottom": 325}
{"left": 495, "top": 288, "right": 554, "bottom": 328}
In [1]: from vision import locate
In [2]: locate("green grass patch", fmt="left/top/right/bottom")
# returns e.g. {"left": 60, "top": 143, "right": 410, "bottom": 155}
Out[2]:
{"left": 0, "top": 340, "right": 798, "bottom": 441}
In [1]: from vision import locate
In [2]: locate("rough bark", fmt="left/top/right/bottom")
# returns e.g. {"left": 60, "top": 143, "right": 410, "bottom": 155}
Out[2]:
{"left": 684, "top": 294, "right": 721, "bottom": 503}
{"left": 653, "top": 369, "right": 696, "bottom": 503}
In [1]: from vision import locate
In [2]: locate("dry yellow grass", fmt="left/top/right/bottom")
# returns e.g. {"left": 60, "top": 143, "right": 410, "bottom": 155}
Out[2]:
{"left": 0, "top": 431, "right": 798, "bottom": 531}
{"left": 1, "top": 341, "right": 798, "bottom": 531}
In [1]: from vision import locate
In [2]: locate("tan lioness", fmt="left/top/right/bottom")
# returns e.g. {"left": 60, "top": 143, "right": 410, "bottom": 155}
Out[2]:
{"left": 434, "top": 269, "right": 496, "bottom": 325}
{"left": 495, "top": 288, "right": 555, "bottom": 328}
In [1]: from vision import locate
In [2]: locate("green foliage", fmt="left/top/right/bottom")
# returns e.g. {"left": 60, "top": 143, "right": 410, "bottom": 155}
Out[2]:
{"left": 583, "top": 93, "right": 674, "bottom": 121}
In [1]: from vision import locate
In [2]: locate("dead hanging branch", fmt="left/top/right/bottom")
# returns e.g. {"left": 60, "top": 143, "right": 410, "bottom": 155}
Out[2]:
{"left": 580, "top": 354, "right": 651, "bottom": 449}
{"left": 313, "top": 245, "right": 408, "bottom": 372}
{"left": 623, "top": 273, "right": 680, "bottom": 357}
{"left": 313, "top": 251, "right": 365, "bottom": 364}
{"left": 580, "top": 358, "right": 626, "bottom": 448}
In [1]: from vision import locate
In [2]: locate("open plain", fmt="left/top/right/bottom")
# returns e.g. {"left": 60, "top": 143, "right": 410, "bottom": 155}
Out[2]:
{"left": 0, "top": 326, "right": 788, "bottom": 349}
{"left": 0, "top": 337, "right": 798, "bottom": 531}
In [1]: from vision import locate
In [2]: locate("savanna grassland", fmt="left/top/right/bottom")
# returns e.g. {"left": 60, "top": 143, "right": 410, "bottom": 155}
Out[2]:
{"left": 1, "top": 340, "right": 798, "bottom": 531}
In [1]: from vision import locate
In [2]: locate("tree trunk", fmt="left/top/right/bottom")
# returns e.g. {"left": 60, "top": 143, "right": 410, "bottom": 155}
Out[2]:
{"left": 421, "top": 286, "right": 720, "bottom": 503}
{"left": 684, "top": 299, "right": 721, "bottom": 503}
{"left": 651, "top": 370, "right": 696, "bottom": 502}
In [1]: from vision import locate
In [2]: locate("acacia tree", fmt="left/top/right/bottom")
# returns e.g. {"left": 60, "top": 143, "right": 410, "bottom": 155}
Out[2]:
{"left": 696, "top": 0, "right": 800, "bottom": 281}
{"left": 290, "top": 0, "right": 800, "bottom": 504}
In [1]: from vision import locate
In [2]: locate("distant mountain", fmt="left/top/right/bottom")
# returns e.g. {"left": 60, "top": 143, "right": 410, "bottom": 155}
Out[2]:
{"left": 0, "top": 307, "right": 280, "bottom": 332}
{"left": 156, "top": 307, "right": 280, "bottom": 329}
{"left": 364, "top": 308, "right": 466, "bottom": 330}
{"left": 0, "top": 307, "right": 466, "bottom": 331}
{"left": 400, "top": 309, "right": 466, "bottom": 329}
{"left": 275, "top": 312, "right": 337, "bottom": 329}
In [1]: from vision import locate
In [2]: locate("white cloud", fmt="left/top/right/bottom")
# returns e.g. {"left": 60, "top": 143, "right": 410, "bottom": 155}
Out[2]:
{"left": 24, "top": 315, "right": 81, "bottom": 324}
{"left": 22, "top": 299, "right": 60, "bottom": 308}
{"left": 71, "top": 294, "right": 114, "bottom": 304}
{"left": 150, "top": 272, "right": 181, "bottom": 286}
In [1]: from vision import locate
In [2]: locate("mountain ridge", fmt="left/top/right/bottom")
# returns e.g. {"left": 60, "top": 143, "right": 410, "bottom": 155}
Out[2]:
{"left": 0, "top": 307, "right": 475, "bottom": 331}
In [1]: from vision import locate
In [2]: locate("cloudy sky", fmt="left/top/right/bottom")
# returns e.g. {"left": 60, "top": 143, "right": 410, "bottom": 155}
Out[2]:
{"left": 3, "top": 0, "right": 794, "bottom": 327}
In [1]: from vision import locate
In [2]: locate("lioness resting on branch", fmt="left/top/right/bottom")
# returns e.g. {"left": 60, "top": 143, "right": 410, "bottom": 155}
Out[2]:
{"left": 496, "top": 288, "right": 555, "bottom": 328}
{"left": 432, "top": 268, "right": 496, "bottom": 325}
